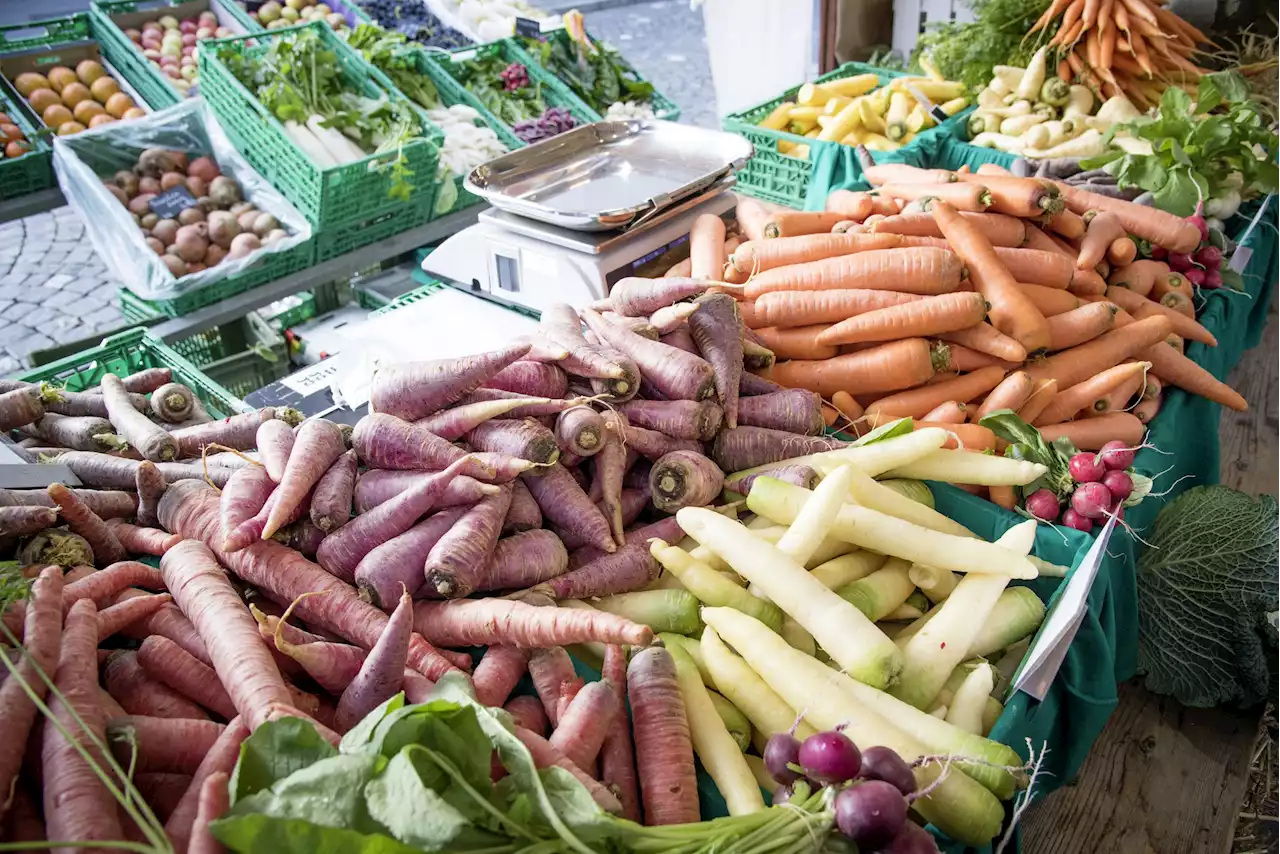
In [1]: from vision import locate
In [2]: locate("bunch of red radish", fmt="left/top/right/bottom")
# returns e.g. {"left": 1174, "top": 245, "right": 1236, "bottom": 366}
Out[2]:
{"left": 1148, "top": 204, "right": 1227, "bottom": 290}
{"left": 765, "top": 730, "right": 940, "bottom": 853}
{"left": 1023, "top": 440, "right": 1137, "bottom": 533}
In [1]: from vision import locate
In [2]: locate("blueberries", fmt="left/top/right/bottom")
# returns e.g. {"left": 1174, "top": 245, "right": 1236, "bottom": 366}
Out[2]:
{"left": 354, "top": 0, "right": 471, "bottom": 50}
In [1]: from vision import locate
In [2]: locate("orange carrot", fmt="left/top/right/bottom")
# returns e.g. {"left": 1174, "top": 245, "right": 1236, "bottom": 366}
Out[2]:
{"left": 689, "top": 214, "right": 727, "bottom": 280}
{"left": 1133, "top": 393, "right": 1162, "bottom": 423}
{"left": 865, "top": 366, "right": 1006, "bottom": 419}
{"left": 1017, "top": 282, "right": 1081, "bottom": 316}
{"left": 989, "top": 484, "right": 1017, "bottom": 509}
{"left": 765, "top": 338, "right": 942, "bottom": 397}
{"left": 938, "top": 341, "right": 1020, "bottom": 372}
{"left": 728, "top": 232, "right": 907, "bottom": 277}
{"left": 1143, "top": 340, "right": 1247, "bottom": 411}
{"left": 1034, "top": 361, "right": 1151, "bottom": 424}
{"left": 752, "top": 325, "right": 840, "bottom": 360}
{"left": 664, "top": 257, "right": 693, "bottom": 278}
{"left": 1016, "top": 379, "right": 1059, "bottom": 424}
{"left": 1107, "top": 259, "right": 1168, "bottom": 297}
{"left": 1026, "top": 315, "right": 1172, "bottom": 389}
{"left": 974, "top": 371, "right": 1035, "bottom": 421}
{"left": 1152, "top": 271, "right": 1192, "bottom": 301}
{"left": 1088, "top": 368, "right": 1145, "bottom": 417}
{"left": 825, "top": 190, "right": 876, "bottom": 220}
{"left": 752, "top": 288, "right": 923, "bottom": 328}
{"left": 1069, "top": 268, "right": 1108, "bottom": 296}
{"left": 1104, "top": 286, "right": 1215, "bottom": 345}
{"left": 821, "top": 403, "right": 840, "bottom": 427}
{"left": 876, "top": 183, "right": 992, "bottom": 212}
{"left": 1165, "top": 332, "right": 1185, "bottom": 353}
{"left": 763, "top": 211, "right": 851, "bottom": 239}
{"left": 1077, "top": 211, "right": 1127, "bottom": 269}
{"left": 873, "top": 211, "right": 1026, "bottom": 247}
{"left": 830, "top": 390, "right": 864, "bottom": 423}
{"left": 1160, "top": 291, "right": 1196, "bottom": 319}
{"left": 954, "top": 172, "right": 1060, "bottom": 218}
{"left": 1107, "top": 236, "right": 1137, "bottom": 266}
{"left": 743, "top": 247, "right": 964, "bottom": 299}
{"left": 816, "top": 292, "right": 989, "bottom": 346}
{"left": 1047, "top": 209, "right": 1085, "bottom": 239}
{"left": 1023, "top": 224, "right": 1070, "bottom": 255}
{"left": 106, "top": 519, "right": 182, "bottom": 556}
{"left": 923, "top": 401, "right": 967, "bottom": 423}
{"left": 1057, "top": 185, "right": 1201, "bottom": 253}
{"left": 989, "top": 247, "right": 1075, "bottom": 290}
{"left": 862, "top": 163, "right": 954, "bottom": 186}
{"left": 1047, "top": 301, "right": 1118, "bottom": 351}
{"left": 1038, "top": 412, "right": 1145, "bottom": 449}
{"left": 932, "top": 201, "right": 1051, "bottom": 353}
{"left": 912, "top": 422, "right": 998, "bottom": 451}
{"left": 895, "top": 235, "right": 950, "bottom": 250}
{"left": 735, "top": 197, "right": 770, "bottom": 243}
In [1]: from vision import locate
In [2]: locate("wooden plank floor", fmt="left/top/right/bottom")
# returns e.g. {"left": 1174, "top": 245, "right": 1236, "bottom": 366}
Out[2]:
{"left": 1023, "top": 306, "right": 1278, "bottom": 854}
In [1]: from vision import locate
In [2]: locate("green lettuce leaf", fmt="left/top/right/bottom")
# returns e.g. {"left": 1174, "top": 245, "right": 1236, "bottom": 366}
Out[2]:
{"left": 1137, "top": 486, "right": 1279, "bottom": 707}
{"left": 231, "top": 717, "right": 338, "bottom": 804}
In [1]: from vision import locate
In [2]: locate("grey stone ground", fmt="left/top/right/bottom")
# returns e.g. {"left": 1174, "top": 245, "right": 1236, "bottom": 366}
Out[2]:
{"left": 0, "top": 0, "right": 714, "bottom": 370}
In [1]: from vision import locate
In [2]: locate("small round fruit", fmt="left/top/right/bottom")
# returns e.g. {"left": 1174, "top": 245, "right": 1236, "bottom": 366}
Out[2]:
{"left": 122, "top": 107, "right": 147, "bottom": 120}
{"left": 105, "top": 92, "right": 136, "bottom": 119}
{"left": 1024, "top": 487, "right": 1061, "bottom": 523}
{"left": 5, "top": 140, "right": 31, "bottom": 158}
{"left": 1070, "top": 482, "right": 1113, "bottom": 520}
{"left": 60, "top": 82, "right": 92, "bottom": 108}
{"left": 57, "top": 121, "right": 87, "bottom": 136}
{"left": 0, "top": 123, "right": 20, "bottom": 143}
{"left": 76, "top": 59, "right": 106, "bottom": 85}
{"left": 45, "top": 66, "right": 78, "bottom": 93}
{"left": 42, "top": 104, "right": 74, "bottom": 129}
{"left": 90, "top": 76, "right": 121, "bottom": 102}
{"left": 1101, "top": 469, "right": 1133, "bottom": 503}
{"left": 89, "top": 114, "right": 118, "bottom": 129}
{"left": 73, "top": 100, "right": 105, "bottom": 125}
{"left": 27, "top": 89, "right": 61, "bottom": 116}
{"left": 14, "top": 72, "right": 49, "bottom": 97}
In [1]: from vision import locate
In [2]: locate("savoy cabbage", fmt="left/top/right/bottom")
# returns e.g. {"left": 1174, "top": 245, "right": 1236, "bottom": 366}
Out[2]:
{"left": 1137, "top": 486, "right": 1279, "bottom": 708}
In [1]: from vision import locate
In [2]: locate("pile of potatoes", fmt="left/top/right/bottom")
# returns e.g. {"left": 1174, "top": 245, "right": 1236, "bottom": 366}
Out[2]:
{"left": 249, "top": 0, "right": 350, "bottom": 31}
{"left": 102, "top": 147, "right": 290, "bottom": 278}
{"left": 13, "top": 60, "right": 144, "bottom": 137}
{"left": 122, "top": 10, "right": 236, "bottom": 96}
{"left": 1, "top": 111, "right": 34, "bottom": 160}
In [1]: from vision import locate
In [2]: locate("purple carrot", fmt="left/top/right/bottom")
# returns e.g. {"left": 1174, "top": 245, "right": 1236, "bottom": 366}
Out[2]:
{"left": 466, "top": 419, "right": 560, "bottom": 467}
{"left": 728, "top": 465, "right": 821, "bottom": 496}
{"left": 470, "top": 529, "right": 568, "bottom": 593}
{"left": 601, "top": 312, "right": 659, "bottom": 338}
{"left": 352, "top": 413, "right": 532, "bottom": 481}
{"left": 688, "top": 293, "right": 744, "bottom": 429}
{"left": 521, "top": 335, "right": 571, "bottom": 363}
{"left": 582, "top": 309, "right": 715, "bottom": 402}
{"left": 334, "top": 588, "right": 414, "bottom": 732}
{"left": 101, "top": 373, "right": 176, "bottom": 462}
{"left": 483, "top": 360, "right": 569, "bottom": 398}
{"left": 417, "top": 396, "right": 551, "bottom": 440}
{"left": 529, "top": 647, "right": 578, "bottom": 726}
{"left": 422, "top": 484, "right": 514, "bottom": 598}
{"left": 354, "top": 470, "right": 494, "bottom": 514}
{"left": 54, "top": 452, "right": 231, "bottom": 489}
{"left": 595, "top": 413, "right": 629, "bottom": 547}
{"left": 317, "top": 457, "right": 480, "bottom": 583}
{"left": 224, "top": 485, "right": 313, "bottom": 553}
{"left": 370, "top": 342, "right": 533, "bottom": 422}
{"left": 473, "top": 646, "right": 530, "bottom": 708}
{"left": 503, "top": 479, "right": 542, "bottom": 533}
{"left": 660, "top": 325, "right": 698, "bottom": 355}
{"left": 0, "top": 506, "right": 58, "bottom": 537}
{"left": 20, "top": 413, "right": 120, "bottom": 452}
{"left": 135, "top": 460, "right": 167, "bottom": 528}
{"left": 588, "top": 349, "right": 642, "bottom": 403}
{"left": 0, "top": 387, "right": 44, "bottom": 430}
{"left": 264, "top": 419, "right": 345, "bottom": 539}
{"left": 458, "top": 388, "right": 596, "bottom": 418}
{"left": 649, "top": 303, "right": 699, "bottom": 334}
{"left": 522, "top": 464, "right": 615, "bottom": 554}
{"left": 615, "top": 420, "right": 702, "bottom": 461}
{"left": 171, "top": 408, "right": 296, "bottom": 457}
{"left": 615, "top": 488, "right": 648, "bottom": 528}
{"left": 617, "top": 399, "right": 723, "bottom": 441}
{"left": 622, "top": 457, "right": 651, "bottom": 491}
{"left": 710, "top": 426, "right": 847, "bottom": 473}
{"left": 740, "top": 334, "right": 775, "bottom": 371}
{"left": 219, "top": 466, "right": 274, "bottom": 550}
{"left": 649, "top": 451, "right": 724, "bottom": 512}
{"left": 600, "top": 277, "right": 713, "bottom": 317}
{"left": 256, "top": 419, "right": 295, "bottom": 483}
{"left": 738, "top": 388, "right": 825, "bottom": 435}
{"left": 505, "top": 695, "right": 549, "bottom": 735}
{"left": 539, "top": 303, "right": 627, "bottom": 380}
{"left": 556, "top": 406, "right": 606, "bottom": 457}
{"left": 42, "top": 387, "right": 148, "bottom": 418}
{"left": 273, "top": 518, "right": 326, "bottom": 558}
{"left": 1, "top": 487, "right": 136, "bottom": 520}
{"left": 550, "top": 679, "right": 619, "bottom": 772}
{"left": 149, "top": 382, "right": 195, "bottom": 423}
{"left": 310, "top": 449, "right": 357, "bottom": 532}
{"left": 272, "top": 610, "right": 367, "bottom": 694}
{"left": 541, "top": 541, "right": 660, "bottom": 600}
{"left": 355, "top": 508, "right": 467, "bottom": 609}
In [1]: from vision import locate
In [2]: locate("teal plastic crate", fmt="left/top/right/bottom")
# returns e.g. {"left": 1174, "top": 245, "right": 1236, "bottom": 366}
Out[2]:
{"left": 15, "top": 327, "right": 248, "bottom": 417}
{"left": 197, "top": 21, "right": 442, "bottom": 232}
{"left": 0, "top": 75, "right": 53, "bottom": 201}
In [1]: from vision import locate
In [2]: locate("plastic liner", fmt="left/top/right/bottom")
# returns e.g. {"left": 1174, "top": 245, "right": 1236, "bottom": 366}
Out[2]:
{"left": 52, "top": 97, "right": 311, "bottom": 302}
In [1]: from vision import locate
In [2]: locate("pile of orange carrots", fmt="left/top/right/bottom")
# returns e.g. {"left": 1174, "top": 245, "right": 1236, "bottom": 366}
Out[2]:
{"left": 1030, "top": 0, "right": 1209, "bottom": 109}
{"left": 679, "top": 162, "right": 1246, "bottom": 509}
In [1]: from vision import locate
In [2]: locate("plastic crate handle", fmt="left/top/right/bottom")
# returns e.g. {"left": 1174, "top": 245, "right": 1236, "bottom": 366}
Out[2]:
{"left": 100, "top": 328, "right": 152, "bottom": 349}
{"left": 112, "top": 0, "right": 185, "bottom": 13}
{"left": 1, "top": 25, "right": 52, "bottom": 44}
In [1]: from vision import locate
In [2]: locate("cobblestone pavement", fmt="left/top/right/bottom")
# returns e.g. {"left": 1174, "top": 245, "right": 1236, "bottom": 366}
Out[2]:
{"left": 0, "top": 208, "right": 125, "bottom": 373}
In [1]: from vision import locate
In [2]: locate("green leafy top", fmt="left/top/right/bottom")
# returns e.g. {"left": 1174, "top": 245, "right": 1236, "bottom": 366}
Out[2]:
{"left": 1136, "top": 485, "right": 1278, "bottom": 708}
{"left": 347, "top": 25, "right": 442, "bottom": 112}
{"left": 520, "top": 34, "right": 654, "bottom": 113}
{"left": 912, "top": 0, "right": 1053, "bottom": 93}
{"left": 450, "top": 54, "right": 550, "bottom": 127}
{"left": 1081, "top": 72, "right": 1279, "bottom": 217}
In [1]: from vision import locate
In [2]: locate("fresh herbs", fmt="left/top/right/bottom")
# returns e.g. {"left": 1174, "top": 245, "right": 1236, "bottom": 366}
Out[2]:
{"left": 1082, "top": 72, "right": 1279, "bottom": 217}
{"left": 449, "top": 54, "right": 551, "bottom": 127}
{"left": 347, "top": 24, "right": 442, "bottom": 111}
{"left": 912, "top": 0, "right": 1053, "bottom": 94}
{"left": 519, "top": 32, "right": 654, "bottom": 114}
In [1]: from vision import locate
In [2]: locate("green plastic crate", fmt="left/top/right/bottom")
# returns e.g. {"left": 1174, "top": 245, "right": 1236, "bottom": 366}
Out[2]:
{"left": 0, "top": 76, "right": 53, "bottom": 201}
{"left": 370, "top": 276, "right": 445, "bottom": 316}
{"left": 220, "top": 0, "right": 375, "bottom": 33}
{"left": 0, "top": 14, "right": 91, "bottom": 55}
{"left": 15, "top": 327, "right": 248, "bottom": 417}
{"left": 196, "top": 310, "right": 289, "bottom": 399}
{"left": 312, "top": 193, "right": 431, "bottom": 263}
{"left": 260, "top": 279, "right": 348, "bottom": 329}
{"left": 515, "top": 29, "right": 680, "bottom": 122}
{"left": 197, "top": 21, "right": 442, "bottom": 232}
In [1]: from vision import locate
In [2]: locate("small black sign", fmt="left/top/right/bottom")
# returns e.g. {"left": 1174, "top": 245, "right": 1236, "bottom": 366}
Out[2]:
{"left": 514, "top": 16, "right": 542, "bottom": 38}
{"left": 149, "top": 185, "right": 198, "bottom": 219}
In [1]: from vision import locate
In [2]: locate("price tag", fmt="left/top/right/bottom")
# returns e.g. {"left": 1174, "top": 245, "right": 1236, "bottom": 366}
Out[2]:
{"left": 514, "top": 16, "right": 542, "bottom": 38}
{"left": 279, "top": 359, "right": 341, "bottom": 397}
{"left": 149, "top": 185, "right": 198, "bottom": 219}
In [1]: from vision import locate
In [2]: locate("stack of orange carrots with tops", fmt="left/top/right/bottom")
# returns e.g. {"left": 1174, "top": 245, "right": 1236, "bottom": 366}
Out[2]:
{"left": 678, "top": 156, "right": 1246, "bottom": 511}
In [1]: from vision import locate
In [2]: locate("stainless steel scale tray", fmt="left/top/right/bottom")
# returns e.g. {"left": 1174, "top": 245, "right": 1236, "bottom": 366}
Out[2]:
{"left": 464, "top": 120, "right": 753, "bottom": 232}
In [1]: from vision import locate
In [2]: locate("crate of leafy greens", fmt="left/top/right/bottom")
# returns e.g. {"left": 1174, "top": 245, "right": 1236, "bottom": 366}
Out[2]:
{"left": 516, "top": 16, "right": 678, "bottom": 121}
{"left": 197, "top": 21, "right": 442, "bottom": 232}
{"left": 347, "top": 24, "right": 516, "bottom": 219}
{"left": 352, "top": 0, "right": 471, "bottom": 49}
{"left": 435, "top": 38, "right": 596, "bottom": 146}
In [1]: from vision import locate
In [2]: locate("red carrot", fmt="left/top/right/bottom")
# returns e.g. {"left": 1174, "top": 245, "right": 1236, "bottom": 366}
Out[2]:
{"left": 106, "top": 520, "right": 181, "bottom": 556}
{"left": 568, "top": 516, "right": 685, "bottom": 570}
{"left": 0, "top": 506, "right": 57, "bottom": 537}
{"left": 505, "top": 695, "right": 548, "bottom": 735}
{"left": 582, "top": 308, "right": 717, "bottom": 402}
{"left": 352, "top": 412, "right": 529, "bottom": 481}
{"left": 105, "top": 650, "right": 210, "bottom": 720}
{"left": 550, "top": 678, "right": 619, "bottom": 771}
{"left": 600, "top": 644, "right": 641, "bottom": 822}
{"left": 172, "top": 408, "right": 295, "bottom": 458}
{"left": 522, "top": 463, "right": 616, "bottom": 554}
{"left": 354, "top": 470, "right": 495, "bottom": 514}
{"left": 649, "top": 450, "right": 724, "bottom": 512}
{"left": 504, "top": 479, "right": 542, "bottom": 533}
{"left": 97, "top": 593, "right": 173, "bottom": 642}
{"left": 354, "top": 507, "right": 464, "bottom": 609}
{"left": 628, "top": 646, "right": 699, "bottom": 825}
{"left": 165, "top": 717, "right": 250, "bottom": 853}
{"left": 310, "top": 449, "right": 357, "bottom": 533}
{"left": 542, "top": 541, "right": 660, "bottom": 600}
{"left": 131, "top": 772, "right": 191, "bottom": 823}
{"left": 370, "top": 342, "right": 533, "bottom": 422}
{"left": 599, "top": 277, "right": 715, "bottom": 317}
{"left": 54, "top": 451, "right": 235, "bottom": 490}
{"left": 62, "top": 560, "right": 165, "bottom": 612}
{"left": 538, "top": 303, "right": 629, "bottom": 380}
{"left": 137, "top": 635, "right": 237, "bottom": 720}
{"left": 468, "top": 529, "right": 569, "bottom": 593}
{"left": 484, "top": 359, "right": 571, "bottom": 398}
{"left": 335, "top": 589, "right": 414, "bottom": 731}
{"left": 119, "top": 367, "right": 173, "bottom": 393}
{"left": 264, "top": 419, "right": 345, "bottom": 539}
{"left": 106, "top": 715, "right": 225, "bottom": 774}
{"left": 472, "top": 645, "right": 530, "bottom": 708}
{"left": 514, "top": 725, "right": 623, "bottom": 813}
{"left": 589, "top": 348, "right": 643, "bottom": 403}
{"left": 188, "top": 771, "right": 230, "bottom": 854}
{"left": 256, "top": 419, "right": 295, "bottom": 482}
{"left": 272, "top": 595, "right": 369, "bottom": 693}
{"left": 529, "top": 647, "right": 579, "bottom": 726}
{"left": 48, "top": 482, "right": 126, "bottom": 566}
{"left": 0, "top": 386, "right": 43, "bottom": 430}
{"left": 114, "top": 588, "right": 212, "bottom": 666}
{"left": 595, "top": 414, "right": 630, "bottom": 547}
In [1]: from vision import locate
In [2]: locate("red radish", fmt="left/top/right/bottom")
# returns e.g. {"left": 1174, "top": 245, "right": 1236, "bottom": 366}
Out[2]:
{"left": 1101, "top": 469, "right": 1133, "bottom": 502}
{"left": 105, "top": 649, "right": 210, "bottom": 720}
{"left": 1062, "top": 508, "right": 1093, "bottom": 532}
{"left": 529, "top": 647, "right": 578, "bottom": 725}
{"left": 370, "top": 342, "right": 533, "bottom": 422}
{"left": 1196, "top": 245, "right": 1222, "bottom": 267}
{"left": 521, "top": 463, "right": 616, "bottom": 554}
{"left": 423, "top": 484, "right": 513, "bottom": 598}
{"left": 514, "top": 725, "right": 623, "bottom": 813}
{"left": 711, "top": 426, "right": 847, "bottom": 473}
{"left": 106, "top": 716, "right": 226, "bottom": 775}
{"left": 310, "top": 449, "right": 357, "bottom": 532}
{"left": 135, "top": 460, "right": 167, "bottom": 528}
{"left": 550, "top": 679, "right": 619, "bottom": 771}
{"left": 649, "top": 450, "right": 724, "bottom": 512}
{"left": 137, "top": 635, "right": 237, "bottom": 719}
{"left": 354, "top": 507, "right": 466, "bottom": 608}
{"left": 114, "top": 588, "right": 211, "bottom": 666}
{"left": 256, "top": 418, "right": 294, "bottom": 482}
{"left": 504, "top": 695, "right": 548, "bottom": 735}
{"left": 188, "top": 771, "right": 230, "bottom": 854}
{"left": 738, "top": 388, "right": 826, "bottom": 435}
{"left": 1024, "top": 488, "right": 1061, "bottom": 522}
{"left": 599, "top": 644, "right": 641, "bottom": 822}
{"left": 582, "top": 308, "right": 717, "bottom": 402}
{"left": 354, "top": 470, "right": 495, "bottom": 514}
{"left": 470, "top": 529, "right": 568, "bottom": 593}
{"left": 628, "top": 646, "right": 699, "bottom": 825}
{"left": 543, "top": 541, "right": 660, "bottom": 600}
{"left": 96, "top": 593, "right": 172, "bottom": 642}
{"left": 412, "top": 598, "right": 652, "bottom": 649}
{"left": 1167, "top": 252, "right": 1194, "bottom": 272}
{"left": 466, "top": 418, "right": 560, "bottom": 466}
{"left": 688, "top": 293, "right": 745, "bottom": 427}
{"left": 320, "top": 456, "right": 479, "bottom": 583}
{"left": 538, "top": 303, "right": 627, "bottom": 379}
{"left": 101, "top": 373, "right": 178, "bottom": 461}
{"left": 1071, "top": 482, "right": 1113, "bottom": 520}
{"left": 1097, "top": 439, "right": 1136, "bottom": 470}
{"left": 165, "top": 717, "right": 249, "bottom": 853}
{"left": 472, "top": 645, "right": 530, "bottom": 707}
{"left": 1068, "top": 452, "right": 1106, "bottom": 483}
{"left": 48, "top": 481, "right": 126, "bottom": 565}
{"left": 1188, "top": 203, "right": 1209, "bottom": 240}
{"left": 799, "top": 730, "right": 862, "bottom": 784}
{"left": 43, "top": 599, "right": 122, "bottom": 847}
{"left": 597, "top": 277, "right": 714, "bottom": 317}
{"left": 484, "top": 359, "right": 569, "bottom": 398}
{"left": 352, "top": 412, "right": 529, "bottom": 481}
{"left": 335, "top": 589, "right": 414, "bottom": 731}
{"left": 556, "top": 406, "right": 607, "bottom": 456}
{"left": 159, "top": 479, "right": 464, "bottom": 680}
{"left": 616, "top": 398, "right": 723, "bottom": 441}
{"left": 171, "top": 408, "right": 297, "bottom": 457}
{"left": 728, "top": 465, "right": 821, "bottom": 496}
{"left": 504, "top": 479, "right": 542, "bottom": 533}
{"left": 1203, "top": 268, "right": 1223, "bottom": 288}
{"left": 264, "top": 419, "right": 345, "bottom": 538}
{"left": 1150, "top": 245, "right": 1167, "bottom": 260}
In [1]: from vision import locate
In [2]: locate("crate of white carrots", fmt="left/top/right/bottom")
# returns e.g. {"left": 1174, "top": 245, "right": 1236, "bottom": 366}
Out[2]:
{"left": 722, "top": 61, "right": 969, "bottom": 209}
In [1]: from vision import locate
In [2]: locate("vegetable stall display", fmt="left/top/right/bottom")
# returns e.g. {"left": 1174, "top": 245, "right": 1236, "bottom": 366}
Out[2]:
{"left": 350, "top": 0, "right": 472, "bottom": 49}
{"left": 439, "top": 41, "right": 586, "bottom": 143}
